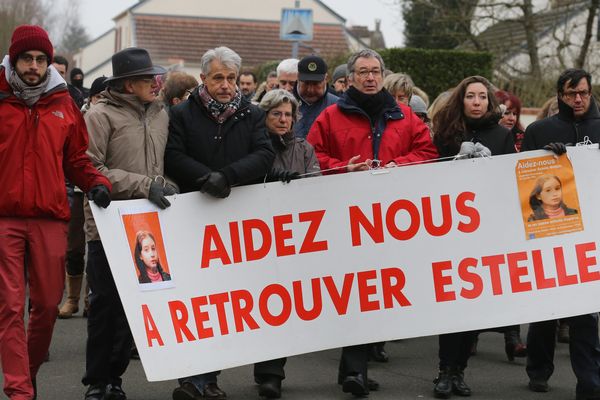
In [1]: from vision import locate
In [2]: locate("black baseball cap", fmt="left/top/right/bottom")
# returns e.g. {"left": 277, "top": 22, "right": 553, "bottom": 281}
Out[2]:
{"left": 298, "top": 55, "right": 328, "bottom": 82}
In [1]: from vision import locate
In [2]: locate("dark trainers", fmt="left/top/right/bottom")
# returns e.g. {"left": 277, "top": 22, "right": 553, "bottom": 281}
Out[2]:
{"left": 202, "top": 382, "right": 227, "bottom": 399}
{"left": 528, "top": 379, "right": 549, "bottom": 392}
{"left": 172, "top": 382, "right": 202, "bottom": 400}
{"left": 104, "top": 383, "right": 126, "bottom": 400}
{"left": 258, "top": 375, "right": 282, "bottom": 399}
{"left": 342, "top": 373, "right": 369, "bottom": 397}
{"left": 84, "top": 384, "right": 105, "bottom": 400}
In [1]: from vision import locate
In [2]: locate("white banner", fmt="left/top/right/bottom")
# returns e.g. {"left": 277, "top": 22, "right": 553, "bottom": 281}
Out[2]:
{"left": 92, "top": 146, "right": 600, "bottom": 381}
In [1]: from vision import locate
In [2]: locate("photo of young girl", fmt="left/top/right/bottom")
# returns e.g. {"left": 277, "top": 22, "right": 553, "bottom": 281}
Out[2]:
{"left": 122, "top": 210, "right": 175, "bottom": 290}
{"left": 134, "top": 230, "right": 171, "bottom": 284}
{"left": 527, "top": 174, "right": 578, "bottom": 221}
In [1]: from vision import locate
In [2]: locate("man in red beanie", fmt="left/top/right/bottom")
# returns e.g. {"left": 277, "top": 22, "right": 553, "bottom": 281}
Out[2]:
{"left": 0, "top": 25, "right": 112, "bottom": 400}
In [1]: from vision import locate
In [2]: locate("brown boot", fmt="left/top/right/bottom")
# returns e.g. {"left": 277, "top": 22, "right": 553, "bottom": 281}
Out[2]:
{"left": 58, "top": 274, "right": 83, "bottom": 319}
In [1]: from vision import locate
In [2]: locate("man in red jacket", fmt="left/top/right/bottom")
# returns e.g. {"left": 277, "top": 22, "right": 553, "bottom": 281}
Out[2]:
{"left": 0, "top": 25, "right": 111, "bottom": 400}
{"left": 307, "top": 49, "right": 438, "bottom": 396}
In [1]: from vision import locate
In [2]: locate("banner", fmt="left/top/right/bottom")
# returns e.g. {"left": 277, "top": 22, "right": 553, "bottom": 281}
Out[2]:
{"left": 92, "top": 146, "right": 600, "bottom": 381}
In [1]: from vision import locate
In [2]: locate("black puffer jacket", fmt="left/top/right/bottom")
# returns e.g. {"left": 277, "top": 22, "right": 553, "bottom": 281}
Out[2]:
{"left": 434, "top": 115, "right": 515, "bottom": 157}
{"left": 165, "top": 88, "right": 275, "bottom": 193}
{"left": 522, "top": 96, "right": 600, "bottom": 151}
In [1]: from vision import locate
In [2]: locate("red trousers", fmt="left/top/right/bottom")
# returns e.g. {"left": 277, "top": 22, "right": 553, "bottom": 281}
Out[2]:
{"left": 0, "top": 218, "right": 67, "bottom": 400}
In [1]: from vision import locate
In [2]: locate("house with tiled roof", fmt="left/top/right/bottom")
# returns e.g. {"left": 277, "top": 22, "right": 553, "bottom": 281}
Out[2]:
{"left": 460, "top": 0, "right": 600, "bottom": 80}
{"left": 74, "top": 0, "right": 374, "bottom": 82}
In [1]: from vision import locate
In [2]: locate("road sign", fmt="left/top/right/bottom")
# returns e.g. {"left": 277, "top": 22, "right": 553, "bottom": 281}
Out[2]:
{"left": 280, "top": 8, "right": 313, "bottom": 41}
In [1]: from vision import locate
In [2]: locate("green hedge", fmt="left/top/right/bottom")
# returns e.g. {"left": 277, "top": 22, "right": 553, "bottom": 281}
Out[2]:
{"left": 379, "top": 48, "right": 493, "bottom": 99}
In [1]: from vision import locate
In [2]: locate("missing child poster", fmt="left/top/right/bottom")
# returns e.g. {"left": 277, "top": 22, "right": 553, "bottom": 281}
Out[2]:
{"left": 516, "top": 154, "right": 583, "bottom": 240}
{"left": 91, "top": 146, "right": 600, "bottom": 381}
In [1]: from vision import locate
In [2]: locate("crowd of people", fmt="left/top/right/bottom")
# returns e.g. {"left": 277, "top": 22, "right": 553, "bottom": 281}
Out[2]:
{"left": 1, "top": 23, "right": 600, "bottom": 400}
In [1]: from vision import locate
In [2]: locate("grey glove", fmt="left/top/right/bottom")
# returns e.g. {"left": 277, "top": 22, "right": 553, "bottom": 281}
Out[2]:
{"left": 472, "top": 142, "right": 492, "bottom": 158}
{"left": 457, "top": 142, "right": 476, "bottom": 158}
{"left": 148, "top": 180, "right": 171, "bottom": 209}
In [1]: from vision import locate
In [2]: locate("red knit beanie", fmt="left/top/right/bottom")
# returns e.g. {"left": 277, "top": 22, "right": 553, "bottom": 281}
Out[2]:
{"left": 9, "top": 25, "right": 54, "bottom": 66}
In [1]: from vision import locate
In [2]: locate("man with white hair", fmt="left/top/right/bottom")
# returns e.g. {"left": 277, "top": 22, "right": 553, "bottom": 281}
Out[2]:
{"left": 166, "top": 46, "right": 274, "bottom": 400}
{"left": 276, "top": 58, "right": 298, "bottom": 93}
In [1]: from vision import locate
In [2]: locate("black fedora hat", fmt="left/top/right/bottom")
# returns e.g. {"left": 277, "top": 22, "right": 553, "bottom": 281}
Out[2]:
{"left": 105, "top": 47, "right": 166, "bottom": 82}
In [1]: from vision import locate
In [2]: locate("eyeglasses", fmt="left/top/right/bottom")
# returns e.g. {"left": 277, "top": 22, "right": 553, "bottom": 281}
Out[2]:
{"left": 18, "top": 54, "right": 48, "bottom": 65}
{"left": 354, "top": 69, "right": 382, "bottom": 79}
{"left": 563, "top": 90, "right": 590, "bottom": 100}
{"left": 133, "top": 77, "right": 155, "bottom": 85}
{"left": 279, "top": 80, "right": 297, "bottom": 87}
{"left": 269, "top": 110, "right": 293, "bottom": 119}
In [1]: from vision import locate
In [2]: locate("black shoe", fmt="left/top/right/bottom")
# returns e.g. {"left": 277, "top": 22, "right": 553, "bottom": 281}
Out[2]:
{"left": 342, "top": 374, "right": 369, "bottom": 397}
{"left": 202, "top": 382, "right": 227, "bottom": 399}
{"left": 433, "top": 369, "right": 452, "bottom": 399}
{"left": 103, "top": 383, "right": 126, "bottom": 400}
{"left": 450, "top": 370, "right": 471, "bottom": 396}
{"left": 258, "top": 376, "right": 282, "bottom": 399}
{"left": 84, "top": 384, "right": 105, "bottom": 400}
{"left": 172, "top": 382, "right": 201, "bottom": 400}
{"left": 528, "top": 379, "right": 549, "bottom": 392}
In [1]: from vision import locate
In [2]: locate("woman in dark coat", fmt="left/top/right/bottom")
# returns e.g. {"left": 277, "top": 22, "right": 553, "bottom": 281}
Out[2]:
{"left": 259, "top": 89, "right": 321, "bottom": 181}
{"left": 431, "top": 76, "right": 515, "bottom": 399}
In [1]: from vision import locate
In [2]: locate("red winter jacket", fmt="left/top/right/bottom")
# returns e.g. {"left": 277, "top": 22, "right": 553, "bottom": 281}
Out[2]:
{"left": 0, "top": 64, "right": 111, "bottom": 221}
{"left": 307, "top": 92, "right": 438, "bottom": 174}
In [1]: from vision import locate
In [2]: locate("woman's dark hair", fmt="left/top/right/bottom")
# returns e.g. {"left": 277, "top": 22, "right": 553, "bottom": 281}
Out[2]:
{"left": 529, "top": 174, "right": 563, "bottom": 211}
{"left": 432, "top": 76, "right": 501, "bottom": 153}
{"left": 495, "top": 90, "right": 524, "bottom": 132}
{"left": 134, "top": 230, "right": 167, "bottom": 284}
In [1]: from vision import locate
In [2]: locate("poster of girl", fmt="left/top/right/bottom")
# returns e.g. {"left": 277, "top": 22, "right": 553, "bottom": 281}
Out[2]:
{"left": 134, "top": 230, "right": 171, "bottom": 284}
{"left": 528, "top": 174, "right": 578, "bottom": 221}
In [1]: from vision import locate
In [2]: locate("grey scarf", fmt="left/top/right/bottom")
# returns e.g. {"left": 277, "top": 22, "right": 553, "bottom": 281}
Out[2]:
{"left": 8, "top": 68, "right": 50, "bottom": 106}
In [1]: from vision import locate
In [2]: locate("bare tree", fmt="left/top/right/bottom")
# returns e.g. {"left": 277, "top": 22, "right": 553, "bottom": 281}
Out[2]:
{"left": 0, "top": 0, "right": 88, "bottom": 59}
{"left": 0, "top": 0, "right": 50, "bottom": 56}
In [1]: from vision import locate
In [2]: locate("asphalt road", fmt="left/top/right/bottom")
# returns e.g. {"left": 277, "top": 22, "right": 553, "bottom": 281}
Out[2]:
{"left": 0, "top": 313, "right": 581, "bottom": 400}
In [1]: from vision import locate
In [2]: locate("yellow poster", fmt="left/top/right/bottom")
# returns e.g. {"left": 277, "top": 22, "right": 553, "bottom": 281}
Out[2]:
{"left": 515, "top": 154, "right": 583, "bottom": 240}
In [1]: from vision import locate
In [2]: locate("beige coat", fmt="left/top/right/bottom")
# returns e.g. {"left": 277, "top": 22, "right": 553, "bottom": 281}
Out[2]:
{"left": 84, "top": 89, "right": 169, "bottom": 241}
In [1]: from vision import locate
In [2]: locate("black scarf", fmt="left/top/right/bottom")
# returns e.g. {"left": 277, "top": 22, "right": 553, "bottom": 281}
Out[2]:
{"left": 346, "top": 86, "right": 387, "bottom": 123}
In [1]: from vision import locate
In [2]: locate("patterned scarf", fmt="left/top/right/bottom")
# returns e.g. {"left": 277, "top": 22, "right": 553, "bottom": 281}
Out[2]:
{"left": 198, "top": 84, "right": 242, "bottom": 123}
{"left": 8, "top": 68, "right": 51, "bottom": 107}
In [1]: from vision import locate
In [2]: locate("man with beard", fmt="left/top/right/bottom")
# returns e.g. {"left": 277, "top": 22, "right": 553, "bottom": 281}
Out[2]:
{"left": 307, "top": 48, "right": 438, "bottom": 396}
{"left": 0, "top": 25, "right": 111, "bottom": 400}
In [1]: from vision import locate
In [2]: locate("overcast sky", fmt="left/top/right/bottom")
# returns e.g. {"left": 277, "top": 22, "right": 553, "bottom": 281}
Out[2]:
{"left": 79, "top": 0, "right": 404, "bottom": 48}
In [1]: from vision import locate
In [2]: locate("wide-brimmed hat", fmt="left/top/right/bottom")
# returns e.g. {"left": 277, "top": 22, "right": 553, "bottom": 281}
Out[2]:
{"left": 105, "top": 47, "right": 166, "bottom": 82}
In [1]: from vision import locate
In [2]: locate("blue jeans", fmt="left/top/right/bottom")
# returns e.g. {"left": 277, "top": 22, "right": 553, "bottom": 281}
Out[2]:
{"left": 179, "top": 371, "right": 220, "bottom": 391}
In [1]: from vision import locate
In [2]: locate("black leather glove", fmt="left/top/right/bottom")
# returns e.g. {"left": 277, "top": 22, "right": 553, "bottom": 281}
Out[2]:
{"left": 270, "top": 168, "right": 300, "bottom": 183}
{"left": 196, "top": 172, "right": 231, "bottom": 198}
{"left": 87, "top": 185, "right": 111, "bottom": 208}
{"left": 148, "top": 180, "right": 171, "bottom": 209}
{"left": 543, "top": 142, "right": 567, "bottom": 155}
